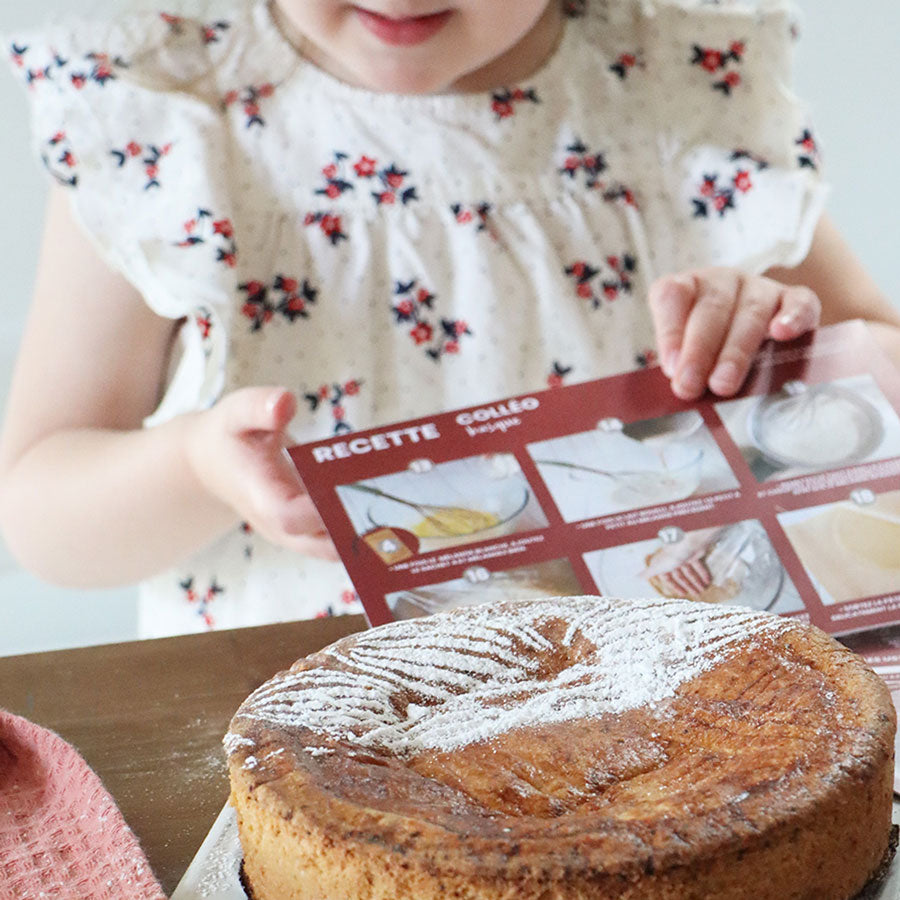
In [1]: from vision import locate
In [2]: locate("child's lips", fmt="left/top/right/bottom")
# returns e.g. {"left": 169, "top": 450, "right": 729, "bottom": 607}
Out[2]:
{"left": 354, "top": 6, "right": 453, "bottom": 46}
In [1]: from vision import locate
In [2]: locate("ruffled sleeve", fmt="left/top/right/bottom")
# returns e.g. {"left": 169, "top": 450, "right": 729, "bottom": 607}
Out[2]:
{"left": 4, "top": 10, "right": 239, "bottom": 320}
{"left": 637, "top": 0, "right": 827, "bottom": 277}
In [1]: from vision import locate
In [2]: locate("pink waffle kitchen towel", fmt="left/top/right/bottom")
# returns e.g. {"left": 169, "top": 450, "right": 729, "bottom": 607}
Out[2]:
{"left": 0, "top": 709, "right": 166, "bottom": 899}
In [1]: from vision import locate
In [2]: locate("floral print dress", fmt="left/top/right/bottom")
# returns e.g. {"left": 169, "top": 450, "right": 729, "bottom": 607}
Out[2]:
{"left": 7, "top": 0, "right": 825, "bottom": 636}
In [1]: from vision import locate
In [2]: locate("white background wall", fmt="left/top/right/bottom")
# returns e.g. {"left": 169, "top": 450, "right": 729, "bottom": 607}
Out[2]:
{"left": 1, "top": 0, "right": 898, "bottom": 656}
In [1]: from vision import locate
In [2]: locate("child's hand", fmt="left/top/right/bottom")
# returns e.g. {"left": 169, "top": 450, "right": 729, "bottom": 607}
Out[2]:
{"left": 183, "top": 387, "right": 338, "bottom": 560}
{"left": 648, "top": 268, "right": 821, "bottom": 400}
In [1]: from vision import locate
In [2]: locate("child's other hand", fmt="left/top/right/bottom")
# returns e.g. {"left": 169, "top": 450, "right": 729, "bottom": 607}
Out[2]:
{"left": 184, "top": 387, "right": 338, "bottom": 560}
{"left": 648, "top": 268, "right": 821, "bottom": 400}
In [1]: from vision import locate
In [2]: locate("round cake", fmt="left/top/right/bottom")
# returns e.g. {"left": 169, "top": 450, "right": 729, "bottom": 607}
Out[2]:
{"left": 224, "top": 596, "right": 896, "bottom": 900}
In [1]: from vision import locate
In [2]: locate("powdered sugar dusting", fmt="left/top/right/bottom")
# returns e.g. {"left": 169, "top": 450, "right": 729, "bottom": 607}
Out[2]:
{"left": 228, "top": 596, "right": 793, "bottom": 758}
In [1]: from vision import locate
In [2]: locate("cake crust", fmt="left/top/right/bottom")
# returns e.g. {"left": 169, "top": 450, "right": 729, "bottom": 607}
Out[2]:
{"left": 226, "top": 596, "right": 896, "bottom": 900}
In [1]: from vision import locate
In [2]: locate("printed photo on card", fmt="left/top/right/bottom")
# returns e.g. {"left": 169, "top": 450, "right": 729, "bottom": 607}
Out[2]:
{"left": 714, "top": 374, "right": 900, "bottom": 483}
{"left": 582, "top": 519, "right": 803, "bottom": 615}
{"left": 527, "top": 410, "right": 738, "bottom": 523}
{"left": 334, "top": 452, "right": 549, "bottom": 557}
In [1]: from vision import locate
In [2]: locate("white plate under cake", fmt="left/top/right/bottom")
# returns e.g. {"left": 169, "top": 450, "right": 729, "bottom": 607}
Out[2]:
{"left": 225, "top": 596, "right": 896, "bottom": 900}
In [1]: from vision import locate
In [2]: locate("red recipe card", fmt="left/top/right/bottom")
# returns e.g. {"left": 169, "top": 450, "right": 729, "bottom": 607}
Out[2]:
{"left": 290, "top": 320, "right": 900, "bottom": 632}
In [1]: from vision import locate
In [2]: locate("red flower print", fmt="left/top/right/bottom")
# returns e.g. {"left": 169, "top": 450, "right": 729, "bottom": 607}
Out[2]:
{"left": 202, "top": 21, "right": 231, "bottom": 46}
{"left": 42, "top": 131, "right": 79, "bottom": 187}
{"left": 391, "top": 280, "right": 472, "bottom": 360}
{"left": 635, "top": 348, "right": 658, "bottom": 368}
{"left": 693, "top": 149, "right": 768, "bottom": 218}
{"left": 795, "top": 129, "right": 820, "bottom": 170}
{"left": 700, "top": 49, "right": 723, "bottom": 72}
{"left": 558, "top": 139, "right": 607, "bottom": 189}
{"left": 565, "top": 255, "right": 635, "bottom": 309}
{"left": 213, "top": 218, "right": 233, "bottom": 237}
{"left": 112, "top": 140, "right": 171, "bottom": 189}
{"left": 303, "top": 212, "right": 347, "bottom": 244}
{"left": 547, "top": 361, "right": 572, "bottom": 387}
{"left": 304, "top": 380, "right": 363, "bottom": 434}
{"left": 450, "top": 202, "right": 494, "bottom": 237}
{"left": 733, "top": 169, "right": 752, "bottom": 192}
{"left": 313, "top": 156, "right": 419, "bottom": 207}
{"left": 196, "top": 311, "right": 212, "bottom": 339}
{"left": 609, "top": 51, "right": 644, "bottom": 80}
{"left": 279, "top": 277, "right": 298, "bottom": 293}
{"left": 692, "top": 41, "right": 745, "bottom": 94}
{"left": 224, "top": 83, "right": 275, "bottom": 127}
{"left": 285, "top": 295, "right": 305, "bottom": 314}
{"left": 490, "top": 86, "right": 539, "bottom": 120}
{"left": 179, "top": 577, "right": 223, "bottom": 629}
{"left": 353, "top": 155, "right": 377, "bottom": 177}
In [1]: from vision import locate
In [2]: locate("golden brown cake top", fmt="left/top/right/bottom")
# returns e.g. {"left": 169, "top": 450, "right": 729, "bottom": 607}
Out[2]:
{"left": 227, "top": 595, "right": 796, "bottom": 758}
{"left": 225, "top": 595, "right": 895, "bottom": 888}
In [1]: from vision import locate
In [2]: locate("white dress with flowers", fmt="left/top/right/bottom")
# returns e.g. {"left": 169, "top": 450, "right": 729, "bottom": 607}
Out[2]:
{"left": 7, "top": 0, "right": 826, "bottom": 636}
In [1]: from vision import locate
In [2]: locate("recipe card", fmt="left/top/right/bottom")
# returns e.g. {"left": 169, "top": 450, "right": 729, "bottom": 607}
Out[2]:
{"left": 290, "top": 320, "right": 900, "bottom": 635}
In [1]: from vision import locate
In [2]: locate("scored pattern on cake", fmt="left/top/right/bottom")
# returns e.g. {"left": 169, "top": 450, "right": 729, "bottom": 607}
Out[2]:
{"left": 231, "top": 596, "right": 795, "bottom": 757}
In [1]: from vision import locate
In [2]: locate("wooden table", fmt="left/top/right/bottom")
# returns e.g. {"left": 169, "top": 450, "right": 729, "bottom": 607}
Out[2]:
{"left": 0, "top": 615, "right": 366, "bottom": 896}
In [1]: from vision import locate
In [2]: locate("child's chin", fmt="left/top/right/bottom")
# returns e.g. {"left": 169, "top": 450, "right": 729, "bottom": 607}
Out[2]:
{"left": 351, "top": 61, "right": 458, "bottom": 95}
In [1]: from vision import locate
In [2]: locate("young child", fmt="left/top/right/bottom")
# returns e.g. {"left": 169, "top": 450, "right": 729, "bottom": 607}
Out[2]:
{"left": 2, "top": 0, "right": 898, "bottom": 637}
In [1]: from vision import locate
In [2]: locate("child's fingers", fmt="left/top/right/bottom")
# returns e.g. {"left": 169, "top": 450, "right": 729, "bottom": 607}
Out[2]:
{"left": 670, "top": 272, "right": 740, "bottom": 400}
{"left": 767, "top": 285, "right": 821, "bottom": 342}
{"left": 279, "top": 532, "right": 341, "bottom": 561}
{"left": 706, "top": 279, "right": 777, "bottom": 396}
{"left": 648, "top": 274, "right": 697, "bottom": 377}
{"left": 248, "top": 494, "right": 338, "bottom": 558}
{"left": 220, "top": 386, "right": 297, "bottom": 436}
